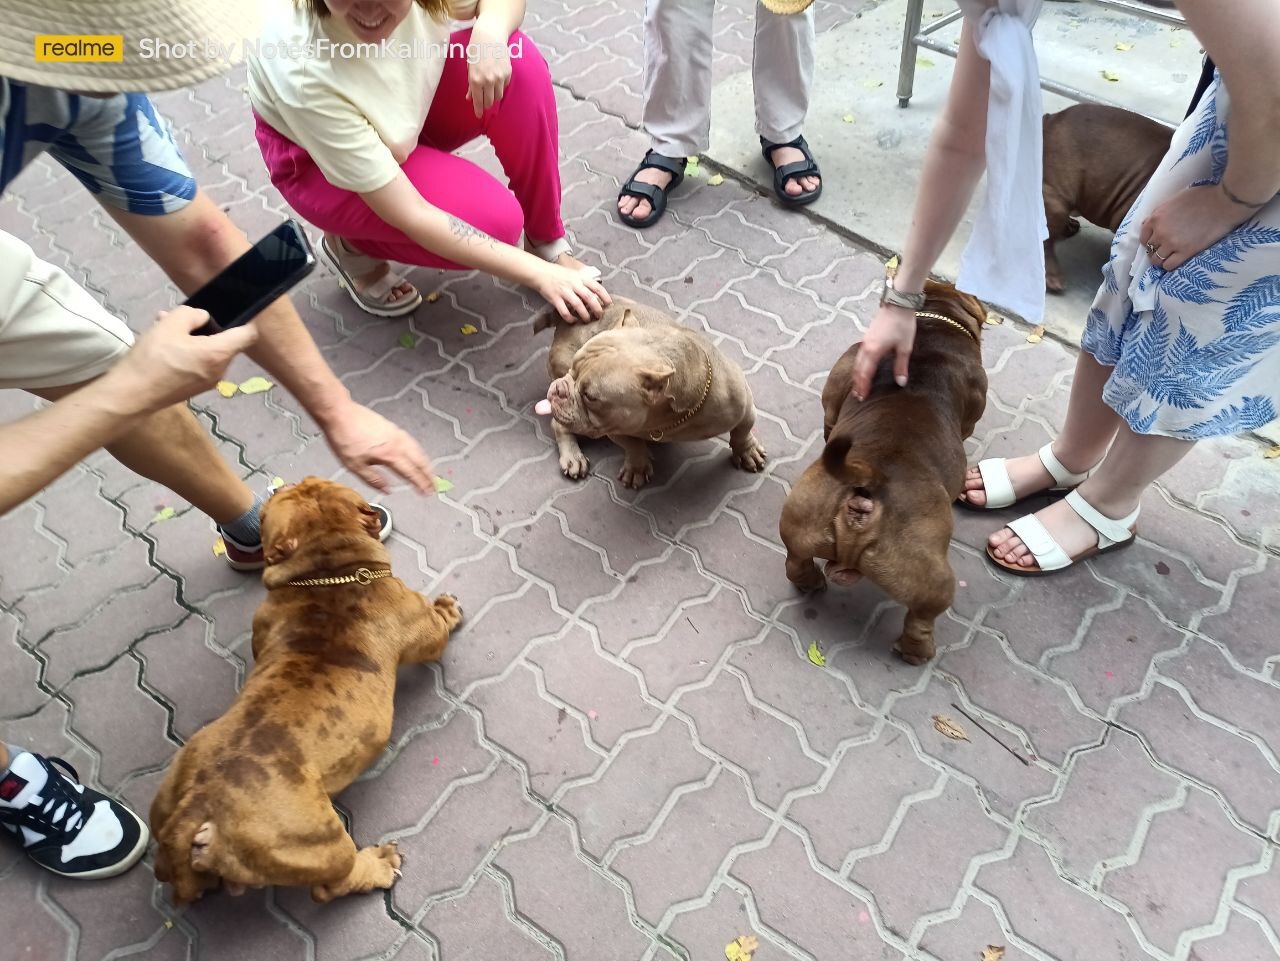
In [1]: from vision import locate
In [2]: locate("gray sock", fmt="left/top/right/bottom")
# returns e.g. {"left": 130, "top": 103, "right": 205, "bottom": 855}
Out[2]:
{"left": 219, "top": 493, "right": 267, "bottom": 547}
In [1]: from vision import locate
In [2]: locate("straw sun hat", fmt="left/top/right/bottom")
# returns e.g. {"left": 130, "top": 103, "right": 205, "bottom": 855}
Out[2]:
{"left": 760, "top": 0, "right": 816, "bottom": 13}
{"left": 0, "top": 0, "right": 264, "bottom": 93}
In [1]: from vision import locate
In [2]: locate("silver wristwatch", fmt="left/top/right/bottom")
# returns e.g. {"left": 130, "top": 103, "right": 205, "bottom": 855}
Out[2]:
{"left": 880, "top": 262, "right": 926, "bottom": 311}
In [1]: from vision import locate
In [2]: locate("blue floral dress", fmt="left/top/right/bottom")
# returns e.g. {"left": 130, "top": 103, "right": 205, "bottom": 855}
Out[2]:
{"left": 1081, "top": 75, "right": 1280, "bottom": 439}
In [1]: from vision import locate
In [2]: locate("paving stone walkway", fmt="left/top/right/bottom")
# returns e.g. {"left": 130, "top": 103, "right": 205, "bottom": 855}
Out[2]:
{"left": 2, "top": 3, "right": 1278, "bottom": 960}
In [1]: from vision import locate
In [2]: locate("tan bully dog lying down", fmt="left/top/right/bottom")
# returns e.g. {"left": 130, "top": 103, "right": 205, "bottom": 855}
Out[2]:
{"left": 533, "top": 297, "right": 767, "bottom": 489}
{"left": 1042, "top": 104, "right": 1172, "bottom": 292}
{"left": 150, "top": 478, "right": 464, "bottom": 904}
{"left": 779, "top": 282, "right": 988, "bottom": 665}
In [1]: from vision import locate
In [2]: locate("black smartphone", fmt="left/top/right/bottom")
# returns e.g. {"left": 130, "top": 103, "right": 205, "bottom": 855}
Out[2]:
{"left": 185, "top": 219, "right": 316, "bottom": 335}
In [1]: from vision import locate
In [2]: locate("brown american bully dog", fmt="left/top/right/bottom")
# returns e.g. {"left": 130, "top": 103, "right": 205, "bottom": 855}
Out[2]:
{"left": 149, "top": 478, "right": 464, "bottom": 904}
{"left": 534, "top": 297, "right": 767, "bottom": 489}
{"left": 1042, "top": 104, "right": 1172, "bottom": 292}
{"left": 779, "top": 281, "right": 988, "bottom": 664}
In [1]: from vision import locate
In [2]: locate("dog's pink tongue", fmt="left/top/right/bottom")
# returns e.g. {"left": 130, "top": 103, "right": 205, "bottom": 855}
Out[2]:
{"left": 535, "top": 399, "right": 553, "bottom": 416}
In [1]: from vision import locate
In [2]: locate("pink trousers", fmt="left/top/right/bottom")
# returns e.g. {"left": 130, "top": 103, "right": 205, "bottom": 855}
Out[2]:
{"left": 254, "top": 29, "right": 564, "bottom": 270}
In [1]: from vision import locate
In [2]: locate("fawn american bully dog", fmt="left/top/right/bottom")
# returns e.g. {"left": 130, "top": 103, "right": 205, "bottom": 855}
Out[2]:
{"left": 534, "top": 297, "right": 767, "bottom": 488}
{"left": 779, "top": 282, "right": 988, "bottom": 664}
{"left": 150, "top": 478, "right": 463, "bottom": 904}
{"left": 1043, "top": 104, "right": 1172, "bottom": 292}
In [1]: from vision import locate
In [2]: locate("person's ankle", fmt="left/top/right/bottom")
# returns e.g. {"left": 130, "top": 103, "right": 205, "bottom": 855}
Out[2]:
{"left": 1048, "top": 440, "right": 1103, "bottom": 476}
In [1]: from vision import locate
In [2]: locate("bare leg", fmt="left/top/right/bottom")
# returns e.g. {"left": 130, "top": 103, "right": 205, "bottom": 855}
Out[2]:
{"left": 962, "top": 352, "right": 1122, "bottom": 506}
{"left": 32, "top": 385, "right": 253, "bottom": 525}
{"left": 553, "top": 421, "right": 589, "bottom": 479}
{"left": 729, "top": 411, "right": 767, "bottom": 472}
{"left": 611, "top": 434, "right": 654, "bottom": 489}
{"left": 990, "top": 427, "right": 1193, "bottom": 568}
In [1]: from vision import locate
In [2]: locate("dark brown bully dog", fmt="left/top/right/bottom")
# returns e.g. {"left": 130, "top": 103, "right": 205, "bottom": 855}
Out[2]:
{"left": 150, "top": 478, "right": 464, "bottom": 904}
{"left": 1043, "top": 104, "right": 1172, "bottom": 292}
{"left": 779, "top": 282, "right": 987, "bottom": 664}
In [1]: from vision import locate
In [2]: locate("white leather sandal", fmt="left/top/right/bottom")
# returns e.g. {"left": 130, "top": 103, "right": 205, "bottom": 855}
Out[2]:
{"left": 986, "top": 489, "right": 1139, "bottom": 577}
{"left": 961, "top": 442, "right": 1091, "bottom": 511}
{"left": 321, "top": 235, "right": 423, "bottom": 318}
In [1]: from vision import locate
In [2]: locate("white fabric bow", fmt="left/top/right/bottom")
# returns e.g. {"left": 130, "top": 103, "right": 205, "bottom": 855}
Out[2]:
{"left": 955, "top": 0, "right": 1048, "bottom": 323}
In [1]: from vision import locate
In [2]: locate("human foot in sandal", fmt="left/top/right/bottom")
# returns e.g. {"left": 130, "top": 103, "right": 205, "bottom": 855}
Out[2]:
{"left": 321, "top": 234, "right": 422, "bottom": 318}
{"left": 617, "top": 150, "right": 687, "bottom": 228}
{"left": 986, "top": 490, "right": 1138, "bottom": 575}
{"left": 760, "top": 135, "right": 821, "bottom": 206}
{"left": 960, "top": 442, "right": 1093, "bottom": 510}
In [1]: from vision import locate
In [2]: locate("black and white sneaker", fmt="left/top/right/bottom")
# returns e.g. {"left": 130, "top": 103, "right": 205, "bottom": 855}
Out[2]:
{"left": 0, "top": 751, "right": 148, "bottom": 880}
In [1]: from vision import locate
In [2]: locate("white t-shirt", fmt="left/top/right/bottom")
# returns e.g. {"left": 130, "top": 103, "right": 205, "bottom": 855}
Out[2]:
{"left": 247, "top": 1, "right": 477, "bottom": 193}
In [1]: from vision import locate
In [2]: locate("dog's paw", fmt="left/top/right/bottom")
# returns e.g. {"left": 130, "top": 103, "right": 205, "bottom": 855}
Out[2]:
{"left": 731, "top": 439, "right": 768, "bottom": 473}
{"left": 366, "top": 843, "right": 402, "bottom": 890}
{"left": 618, "top": 461, "right": 654, "bottom": 489}
{"left": 790, "top": 571, "right": 827, "bottom": 594}
{"left": 893, "top": 639, "right": 935, "bottom": 666}
{"left": 434, "top": 593, "right": 464, "bottom": 627}
{"left": 560, "top": 449, "right": 590, "bottom": 480}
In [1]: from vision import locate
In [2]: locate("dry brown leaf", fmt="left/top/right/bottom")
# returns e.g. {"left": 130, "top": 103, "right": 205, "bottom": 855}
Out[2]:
{"left": 725, "top": 935, "right": 759, "bottom": 961}
{"left": 932, "top": 714, "right": 969, "bottom": 741}
{"left": 981, "top": 946, "right": 1005, "bottom": 961}
{"left": 1026, "top": 325, "right": 1045, "bottom": 344}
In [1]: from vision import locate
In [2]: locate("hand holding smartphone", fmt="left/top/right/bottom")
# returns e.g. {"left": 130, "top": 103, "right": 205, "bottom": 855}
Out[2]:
{"left": 185, "top": 219, "right": 316, "bottom": 335}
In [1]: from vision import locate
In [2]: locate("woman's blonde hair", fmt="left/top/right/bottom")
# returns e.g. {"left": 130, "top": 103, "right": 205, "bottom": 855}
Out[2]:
{"left": 299, "top": 1, "right": 451, "bottom": 23}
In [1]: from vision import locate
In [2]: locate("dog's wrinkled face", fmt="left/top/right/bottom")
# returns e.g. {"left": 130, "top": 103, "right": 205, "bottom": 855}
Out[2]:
{"left": 544, "top": 329, "right": 674, "bottom": 438}
{"left": 259, "top": 477, "right": 382, "bottom": 566}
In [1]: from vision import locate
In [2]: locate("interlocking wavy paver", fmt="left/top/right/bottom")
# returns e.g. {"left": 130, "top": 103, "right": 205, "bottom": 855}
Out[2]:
{"left": 494, "top": 816, "right": 658, "bottom": 961}
{"left": 469, "top": 665, "right": 602, "bottom": 799}
{"left": 554, "top": 482, "right": 668, "bottom": 572}
{"left": 502, "top": 513, "right": 620, "bottom": 611}
{"left": 977, "top": 838, "right": 1149, "bottom": 961}
{"left": 1136, "top": 490, "right": 1261, "bottom": 586}
{"left": 612, "top": 768, "right": 769, "bottom": 926}
{"left": 730, "top": 629, "right": 876, "bottom": 756}
{"left": 419, "top": 872, "right": 556, "bottom": 961}
{"left": 789, "top": 727, "right": 939, "bottom": 872}
{"left": 1050, "top": 595, "right": 1188, "bottom": 716}
{"left": 526, "top": 625, "right": 659, "bottom": 749}
{"left": 984, "top": 564, "right": 1121, "bottom": 664}
{"left": 1117, "top": 681, "right": 1280, "bottom": 835}
{"left": 1234, "top": 859, "right": 1280, "bottom": 939}
{"left": 1198, "top": 557, "right": 1280, "bottom": 673}
{"left": 634, "top": 453, "right": 763, "bottom": 538}
{"left": 440, "top": 586, "right": 562, "bottom": 693}
{"left": 1104, "top": 787, "right": 1265, "bottom": 954}
{"left": 34, "top": 472, "right": 124, "bottom": 567}
{"left": 1, "top": 609, "right": 45, "bottom": 719}
{"left": 683, "top": 513, "right": 791, "bottom": 620}
{"left": 1102, "top": 542, "right": 1224, "bottom": 630}
{"left": 677, "top": 671, "right": 824, "bottom": 809}
{"left": 38, "top": 575, "right": 185, "bottom": 690}
{"left": 136, "top": 616, "right": 241, "bottom": 742}
{"left": 393, "top": 762, "right": 542, "bottom": 917}
{"left": 731, "top": 828, "right": 904, "bottom": 961}
{"left": 63, "top": 656, "right": 175, "bottom": 791}
{"left": 580, "top": 546, "right": 705, "bottom": 655}
{"left": 181, "top": 890, "right": 308, "bottom": 961}
{"left": 1187, "top": 909, "right": 1280, "bottom": 961}
{"left": 664, "top": 884, "right": 782, "bottom": 961}
{"left": 0, "top": 503, "right": 63, "bottom": 602}
{"left": 1160, "top": 638, "right": 1280, "bottom": 757}
{"left": 917, "top": 895, "right": 1038, "bottom": 961}
{"left": 47, "top": 865, "right": 181, "bottom": 961}
{"left": 625, "top": 587, "right": 761, "bottom": 700}
{"left": 941, "top": 630, "right": 1106, "bottom": 765}
{"left": 1024, "top": 729, "right": 1180, "bottom": 883}
{"left": 851, "top": 778, "right": 1008, "bottom": 939}
{"left": 1201, "top": 455, "right": 1280, "bottom": 545}
{"left": 559, "top": 717, "right": 712, "bottom": 857}
{"left": 1, "top": 877, "right": 72, "bottom": 961}
{"left": 890, "top": 678, "right": 1058, "bottom": 819}
{"left": 827, "top": 609, "right": 966, "bottom": 710}
{"left": 275, "top": 884, "right": 409, "bottom": 961}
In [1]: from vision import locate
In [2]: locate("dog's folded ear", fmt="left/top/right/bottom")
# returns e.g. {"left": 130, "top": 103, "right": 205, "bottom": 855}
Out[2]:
{"left": 638, "top": 365, "right": 676, "bottom": 402}
{"left": 358, "top": 505, "right": 382, "bottom": 539}
{"left": 618, "top": 308, "right": 637, "bottom": 327}
{"left": 531, "top": 305, "right": 559, "bottom": 335}
{"left": 264, "top": 535, "right": 299, "bottom": 566}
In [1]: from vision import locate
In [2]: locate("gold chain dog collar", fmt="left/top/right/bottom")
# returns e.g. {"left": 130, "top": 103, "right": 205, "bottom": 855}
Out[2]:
{"left": 284, "top": 567, "right": 392, "bottom": 588}
{"left": 916, "top": 310, "right": 979, "bottom": 345}
{"left": 649, "top": 357, "right": 714, "bottom": 442}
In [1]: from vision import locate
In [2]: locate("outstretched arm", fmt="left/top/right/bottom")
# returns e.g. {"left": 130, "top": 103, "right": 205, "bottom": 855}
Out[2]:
{"left": 851, "top": 20, "right": 991, "bottom": 399}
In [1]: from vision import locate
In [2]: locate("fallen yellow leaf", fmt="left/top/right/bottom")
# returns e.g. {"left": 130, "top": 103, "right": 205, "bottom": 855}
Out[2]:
{"left": 807, "top": 640, "right": 826, "bottom": 667}
{"left": 863, "top": 78, "right": 884, "bottom": 89}
{"left": 163, "top": 920, "right": 174, "bottom": 930}
{"left": 984, "top": 313, "right": 1004, "bottom": 326}
{"left": 460, "top": 323, "right": 478, "bottom": 335}
{"left": 725, "top": 935, "right": 759, "bottom": 961}
{"left": 1101, "top": 69, "right": 1121, "bottom": 82}
{"left": 434, "top": 476, "right": 455, "bottom": 493}
{"left": 932, "top": 714, "right": 969, "bottom": 741}
{"left": 1115, "top": 41, "right": 1133, "bottom": 51}
{"left": 270, "top": 476, "right": 286, "bottom": 490}
{"left": 885, "top": 254, "right": 900, "bottom": 274}
{"left": 687, "top": 155, "right": 700, "bottom": 168}
{"left": 1264, "top": 445, "right": 1280, "bottom": 459}
{"left": 238, "top": 376, "right": 274, "bottom": 395}
{"left": 426, "top": 291, "right": 440, "bottom": 303}
{"left": 1026, "top": 325, "right": 1046, "bottom": 344}
{"left": 151, "top": 507, "right": 176, "bottom": 524}
{"left": 917, "top": 56, "right": 935, "bottom": 68}
{"left": 213, "top": 537, "right": 227, "bottom": 558}
{"left": 842, "top": 113, "right": 856, "bottom": 124}
{"left": 216, "top": 380, "right": 238, "bottom": 398}
{"left": 982, "top": 947, "right": 1005, "bottom": 961}
{"left": 1170, "top": 36, "right": 1184, "bottom": 48}
{"left": 707, "top": 173, "right": 726, "bottom": 186}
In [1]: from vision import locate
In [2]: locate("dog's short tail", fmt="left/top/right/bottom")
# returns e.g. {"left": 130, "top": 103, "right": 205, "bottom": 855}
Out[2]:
{"left": 821, "top": 435, "right": 882, "bottom": 492}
